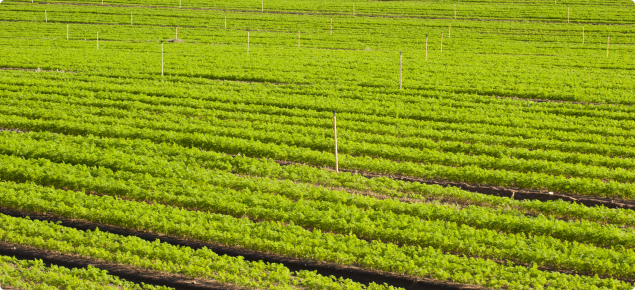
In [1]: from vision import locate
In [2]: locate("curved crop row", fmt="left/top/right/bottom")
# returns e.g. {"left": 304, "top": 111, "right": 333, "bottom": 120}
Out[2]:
{"left": 1, "top": 110, "right": 635, "bottom": 198}
{"left": 0, "top": 256, "right": 172, "bottom": 290}
{"left": 0, "top": 181, "right": 631, "bottom": 290}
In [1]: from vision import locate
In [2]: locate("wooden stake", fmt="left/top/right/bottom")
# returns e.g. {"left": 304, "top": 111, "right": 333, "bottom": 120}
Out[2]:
{"left": 353, "top": 2, "right": 355, "bottom": 15}
{"left": 261, "top": 0, "right": 263, "bottom": 12}
{"left": 176, "top": 27, "right": 178, "bottom": 39}
{"left": 441, "top": 32, "right": 444, "bottom": 52}
{"left": 567, "top": 6, "right": 569, "bottom": 23}
{"left": 454, "top": 3, "right": 456, "bottom": 20}
{"left": 224, "top": 14, "right": 227, "bottom": 29}
{"left": 66, "top": 24, "right": 68, "bottom": 40}
{"left": 399, "top": 52, "right": 403, "bottom": 90}
{"left": 333, "top": 110, "right": 338, "bottom": 173}
{"left": 45, "top": 9, "right": 47, "bottom": 22}
{"left": 131, "top": 11, "right": 133, "bottom": 25}
{"left": 582, "top": 25, "right": 585, "bottom": 44}
{"left": 449, "top": 22, "right": 451, "bottom": 38}
{"left": 607, "top": 35, "right": 610, "bottom": 57}
{"left": 96, "top": 30, "right": 99, "bottom": 50}
{"left": 425, "top": 35, "right": 428, "bottom": 61}
{"left": 161, "top": 41, "right": 164, "bottom": 76}
{"left": 298, "top": 31, "right": 300, "bottom": 48}
{"left": 247, "top": 31, "right": 250, "bottom": 54}
{"left": 179, "top": 0, "right": 181, "bottom": 8}
{"left": 102, "top": 0, "right": 103, "bottom": 5}
{"left": 330, "top": 17, "right": 332, "bottom": 35}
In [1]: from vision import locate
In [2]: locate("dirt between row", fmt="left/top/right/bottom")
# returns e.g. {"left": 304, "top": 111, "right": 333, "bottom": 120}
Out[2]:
{"left": 493, "top": 95, "right": 624, "bottom": 107}
{"left": 272, "top": 160, "right": 635, "bottom": 211}
{"left": 357, "top": 172, "right": 635, "bottom": 211}
{"left": 0, "top": 67, "right": 75, "bottom": 73}
{"left": 0, "top": 208, "right": 485, "bottom": 290}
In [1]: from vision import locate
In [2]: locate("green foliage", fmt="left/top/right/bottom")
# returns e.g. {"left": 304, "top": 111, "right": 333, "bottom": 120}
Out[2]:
{"left": 0, "top": 182, "right": 632, "bottom": 289}
{"left": 0, "top": 255, "right": 172, "bottom": 290}
{"left": 0, "top": 0, "right": 634, "bottom": 289}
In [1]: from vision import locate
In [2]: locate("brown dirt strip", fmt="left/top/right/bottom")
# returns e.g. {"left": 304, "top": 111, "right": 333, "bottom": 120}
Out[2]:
{"left": 0, "top": 68, "right": 76, "bottom": 73}
{"left": 0, "top": 128, "right": 27, "bottom": 133}
{"left": 493, "top": 95, "right": 627, "bottom": 107}
{"left": 272, "top": 160, "right": 635, "bottom": 211}
{"left": 392, "top": 175, "right": 635, "bottom": 210}
{"left": 0, "top": 207, "right": 485, "bottom": 290}
{"left": 26, "top": 2, "right": 634, "bottom": 26}
{"left": 0, "top": 241, "right": 235, "bottom": 290}
{"left": 206, "top": 77, "right": 311, "bottom": 86}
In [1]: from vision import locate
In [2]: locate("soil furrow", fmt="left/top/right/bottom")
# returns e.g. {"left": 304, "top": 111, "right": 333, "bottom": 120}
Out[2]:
{"left": 272, "top": 159, "right": 635, "bottom": 210}
{"left": 493, "top": 95, "right": 628, "bottom": 107}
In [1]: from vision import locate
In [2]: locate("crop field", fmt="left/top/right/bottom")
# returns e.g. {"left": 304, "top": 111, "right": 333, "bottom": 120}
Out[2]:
{"left": 1, "top": 0, "right": 635, "bottom": 289}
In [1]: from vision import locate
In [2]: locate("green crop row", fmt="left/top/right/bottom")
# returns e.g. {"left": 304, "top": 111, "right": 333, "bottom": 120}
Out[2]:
{"left": 5, "top": 74, "right": 635, "bottom": 144}
{"left": 1, "top": 132, "right": 635, "bottom": 276}
{"left": 0, "top": 213, "right": 401, "bottom": 290}
{"left": 1, "top": 1, "right": 635, "bottom": 289}
{"left": 3, "top": 151, "right": 635, "bottom": 278}
{"left": 5, "top": 93, "right": 635, "bottom": 188}
{"left": 2, "top": 69, "right": 633, "bottom": 124}
{"left": 4, "top": 71, "right": 635, "bottom": 161}
{"left": 4, "top": 4, "right": 632, "bottom": 52}
{"left": 6, "top": 130, "right": 635, "bottom": 230}
{"left": 0, "top": 181, "right": 631, "bottom": 290}
{"left": 0, "top": 256, "right": 173, "bottom": 290}
{"left": 5, "top": 0, "right": 635, "bottom": 24}
{"left": 1, "top": 6, "right": 635, "bottom": 105}
{"left": 0, "top": 44, "right": 632, "bottom": 108}
{"left": 2, "top": 102, "right": 635, "bottom": 199}
{"left": 5, "top": 86, "right": 635, "bottom": 166}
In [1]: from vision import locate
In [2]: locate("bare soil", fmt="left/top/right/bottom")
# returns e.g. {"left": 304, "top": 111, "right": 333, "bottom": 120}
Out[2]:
{"left": 0, "top": 128, "right": 27, "bottom": 133}
{"left": 494, "top": 95, "right": 623, "bottom": 107}
{"left": 385, "top": 173, "right": 635, "bottom": 210}
{"left": 0, "top": 67, "right": 75, "bottom": 73}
